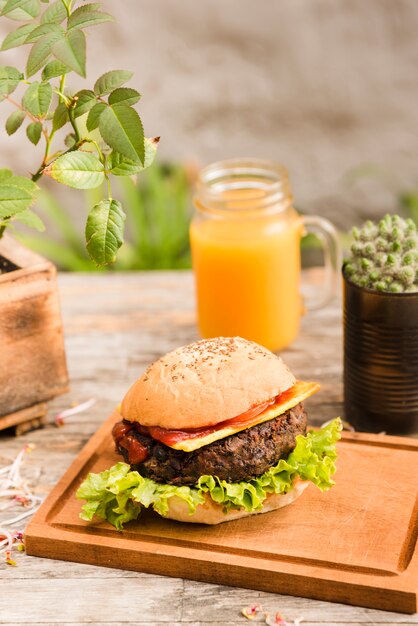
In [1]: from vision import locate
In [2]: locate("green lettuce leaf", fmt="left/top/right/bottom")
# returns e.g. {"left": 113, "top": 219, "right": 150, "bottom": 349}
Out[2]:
{"left": 76, "top": 418, "right": 342, "bottom": 530}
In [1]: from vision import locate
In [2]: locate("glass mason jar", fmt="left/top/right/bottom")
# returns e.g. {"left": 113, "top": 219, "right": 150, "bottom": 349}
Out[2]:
{"left": 190, "top": 159, "right": 340, "bottom": 352}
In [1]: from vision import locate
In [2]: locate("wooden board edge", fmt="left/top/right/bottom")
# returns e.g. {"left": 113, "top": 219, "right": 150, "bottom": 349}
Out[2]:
{"left": 25, "top": 521, "right": 417, "bottom": 614}
{"left": 341, "top": 430, "right": 418, "bottom": 449}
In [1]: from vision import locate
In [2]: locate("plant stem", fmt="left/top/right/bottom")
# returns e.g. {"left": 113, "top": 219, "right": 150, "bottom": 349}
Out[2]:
{"left": 85, "top": 138, "right": 104, "bottom": 162}
{"left": 58, "top": 74, "right": 66, "bottom": 101}
{"left": 44, "top": 75, "right": 69, "bottom": 164}
{"left": 61, "top": 0, "right": 72, "bottom": 18}
{"left": 53, "top": 89, "right": 70, "bottom": 104}
{"left": 68, "top": 106, "right": 81, "bottom": 142}
{"left": 106, "top": 175, "right": 112, "bottom": 200}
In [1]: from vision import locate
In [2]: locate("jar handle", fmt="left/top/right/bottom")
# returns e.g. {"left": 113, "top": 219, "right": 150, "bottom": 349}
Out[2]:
{"left": 301, "top": 215, "right": 341, "bottom": 310}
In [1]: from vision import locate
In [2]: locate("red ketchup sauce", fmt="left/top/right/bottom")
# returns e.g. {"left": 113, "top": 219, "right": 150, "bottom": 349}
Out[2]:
{"left": 111, "top": 421, "right": 148, "bottom": 464}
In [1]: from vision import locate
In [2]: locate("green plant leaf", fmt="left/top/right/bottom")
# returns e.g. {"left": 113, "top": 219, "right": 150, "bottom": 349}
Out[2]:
{"left": 22, "top": 81, "right": 52, "bottom": 117}
{"left": 1, "top": 23, "right": 36, "bottom": 50}
{"left": 64, "top": 132, "right": 76, "bottom": 148}
{"left": 99, "top": 104, "right": 144, "bottom": 164}
{"left": 41, "top": 59, "right": 68, "bottom": 80}
{"left": 73, "top": 89, "right": 96, "bottom": 118}
{"left": 26, "top": 120, "right": 42, "bottom": 144}
{"left": 0, "top": 66, "right": 23, "bottom": 100}
{"left": 48, "top": 151, "right": 105, "bottom": 189}
{"left": 65, "top": 2, "right": 101, "bottom": 20}
{"left": 25, "top": 22, "right": 63, "bottom": 43}
{"left": 1, "top": 0, "right": 40, "bottom": 20}
{"left": 86, "top": 101, "right": 105, "bottom": 131}
{"left": 52, "top": 101, "right": 67, "bottom": 131}
{"left": 108, "top": 87, "right": 140, "bottom": 106}
{"left": 0, "top": 169, "right": 13, "bottom": 182}
{"left": 52, "top": 29, "right": 86, "bottom": 77}
{"left": 110, "top": 137, "right": 158, "bottom": 176}
{"left": 94, "top": 70, "right": 133, "bottom": 96}
{"left": 13, "top": 207, "right": 45, "bottom": 230}
{"left": 5, "top": 109, "right": 25, "bottom": 135}
{"left": 68, "top": 8, "right": 113, "bottom": 30}
{"left": 40, "top": 0, "right": 66, "bottom": 23}
{"left": 26, "top": 30, "right": 63, "bottom": 77}
{"left": 0, "top": 185, "right": 35, "bottom": 217}
{"left": 5, "top": 175, "right": 37, "bottom": 193}
{"left": 85, "top": 198, "right": 126, "bottom": 265}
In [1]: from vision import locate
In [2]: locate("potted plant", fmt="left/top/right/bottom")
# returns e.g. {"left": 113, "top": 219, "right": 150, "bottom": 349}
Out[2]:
{"left": 0, "top": 0, "right": 157, "bottom": 432}
{"left": 343, "top": 214, "right": 418, "bottom": 434}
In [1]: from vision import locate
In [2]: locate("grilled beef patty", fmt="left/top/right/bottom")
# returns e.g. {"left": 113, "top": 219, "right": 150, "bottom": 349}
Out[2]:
{"left": 113, "top": 403, "right": 307, "bottom": 486}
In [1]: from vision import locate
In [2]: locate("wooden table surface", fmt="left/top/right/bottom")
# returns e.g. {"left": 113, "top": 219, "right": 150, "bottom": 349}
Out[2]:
{"left": 0, "top": 272, "right": 416, "bottom": 626}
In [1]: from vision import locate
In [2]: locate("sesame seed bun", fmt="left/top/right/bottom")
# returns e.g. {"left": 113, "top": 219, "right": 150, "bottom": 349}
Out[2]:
{"left": 121, "top": 337, "right": 296, "bottom": 430}
{"left": 163, "top": 480, "right": 308, "bottom": 525}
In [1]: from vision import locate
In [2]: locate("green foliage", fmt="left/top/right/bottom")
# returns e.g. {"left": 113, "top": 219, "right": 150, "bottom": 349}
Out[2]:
{"left": 0, "top": 65, "right": 23, "bottom": 99}
{"left": 48, "top": 150, "right": 104, "bottom": 189}
{"left": 85, "top": 198, "right": 126, "bottom": 265}
{"left": 1, "top": 23, "right": 36, "bottom": 49}
{"left": 14, "top": 206, "right": 44, "bottom": 229}
{"left": 99, "top": 104, "right": 144, "bottom": 164}
{"left": 17, "top": 162, "right": 193, "bottom": 271}
{"left": 26, "top": 119, "right": 42, "bottom": 143}
{"left": 51, "top": 100, "right": 67, "bottom": 130}
{"left": 0, "top": 169, "right": 38, "bottom": 235}
{"left": 40, "top": 1, "right": 66, "bottom": 25}
{"left": 5, "top": 108, "right": 25, "bottom": 133}
{"left": 22, "top": 80, "right": 52, "bottom": 115}
{"left": 51, "top": 28, "right": 85, "bottom": 76}
{"left": 344, "top": 214, "right": 418, "bottom": 293}
{"left": 67, "top": 5, "right": 112, "bottom": 31}
{"left": 85, "top": 101, "right": 105, "bottom": 130}
{"left": 108, "top": 87, "right": 140, "bottom": 107}
{"left": 0, "top": 0, "right": 156, "bottom": 265}
{"left": 72, "top": 88, "right": 95, "bottom": 117}
{"left": 94, "top": 70, "right": 133, "bottom": 96}
{"left": 1, "top": 0, "right": 41, "bottom": 21}
{"left": 41, "top": 59, "right": 67, "bottom": 79}
{"left": 26, "top": 29, "right": 63, "bottom": 77}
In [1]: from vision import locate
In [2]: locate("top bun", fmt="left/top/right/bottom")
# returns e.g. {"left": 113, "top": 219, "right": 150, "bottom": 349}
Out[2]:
{"left": 121, "top": 337, "right": 296, "bottom": 430}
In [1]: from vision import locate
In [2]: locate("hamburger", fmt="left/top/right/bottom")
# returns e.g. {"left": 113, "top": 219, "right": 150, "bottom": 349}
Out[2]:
{"left": 77, "top": 337, "right": 341, "bottom": 528}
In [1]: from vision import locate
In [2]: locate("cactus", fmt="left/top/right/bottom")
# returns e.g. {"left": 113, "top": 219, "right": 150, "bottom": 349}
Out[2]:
{"left": 344, "top": 214, "right": 418, "bottom": 293}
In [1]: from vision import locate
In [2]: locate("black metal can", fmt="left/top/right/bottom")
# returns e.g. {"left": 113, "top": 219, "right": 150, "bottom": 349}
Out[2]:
{"left": 343, "top": 271, "right": 418, "bottom": 434}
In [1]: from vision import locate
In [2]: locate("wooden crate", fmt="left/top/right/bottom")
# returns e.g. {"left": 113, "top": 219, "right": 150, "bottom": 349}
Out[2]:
{"left": 0, "top": 234, "right": 69, "bottom": 432}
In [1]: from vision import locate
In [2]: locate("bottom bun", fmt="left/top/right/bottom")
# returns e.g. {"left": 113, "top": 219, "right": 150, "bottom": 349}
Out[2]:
{"left": 163, "top": 481, "right": 309, "bottom": 525}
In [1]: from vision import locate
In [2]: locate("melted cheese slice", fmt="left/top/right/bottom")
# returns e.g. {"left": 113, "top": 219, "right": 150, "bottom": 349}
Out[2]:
{"left": 170, "top": 380, "right": 320, "bottom": 452}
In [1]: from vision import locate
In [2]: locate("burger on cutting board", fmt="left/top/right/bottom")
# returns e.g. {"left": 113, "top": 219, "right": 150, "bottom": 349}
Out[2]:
{"left": 77, "top": 337, "right": 341, "bottom": 527}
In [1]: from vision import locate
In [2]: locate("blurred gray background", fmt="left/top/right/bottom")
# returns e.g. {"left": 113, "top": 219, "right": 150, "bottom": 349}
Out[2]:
{"left": 1, "top": 0, "right": 418, "bottom": 229}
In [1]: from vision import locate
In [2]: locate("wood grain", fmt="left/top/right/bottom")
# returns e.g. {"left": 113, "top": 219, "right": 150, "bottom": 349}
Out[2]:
{"left": 0, "top": 235, "right": 68, "bottom": 429}
{"left": 1, "top": 271, "right": 416, "bottom": 625}
{"left": 24, "top": 412, "right": 418, "bottom": 614}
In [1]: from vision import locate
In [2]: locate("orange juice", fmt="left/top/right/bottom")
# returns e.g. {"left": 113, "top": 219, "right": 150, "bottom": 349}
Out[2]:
{"left": 191, "top": 159, "right": 340, "bottom": 352}
{"left": 190, "top": 199, "right": 303, "bottom": 351}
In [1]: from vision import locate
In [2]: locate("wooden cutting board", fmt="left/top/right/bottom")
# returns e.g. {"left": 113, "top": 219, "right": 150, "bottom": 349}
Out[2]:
{"left": 25, "top": 412, "right": 418, "bottom": 614}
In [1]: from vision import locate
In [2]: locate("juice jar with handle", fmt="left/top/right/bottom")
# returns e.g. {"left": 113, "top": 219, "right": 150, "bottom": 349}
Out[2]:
{"left": 190, "top": 158, "right": 340, "bottom": 352}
